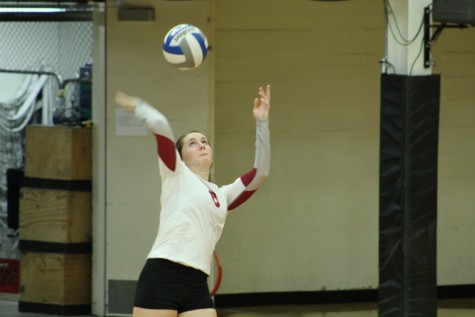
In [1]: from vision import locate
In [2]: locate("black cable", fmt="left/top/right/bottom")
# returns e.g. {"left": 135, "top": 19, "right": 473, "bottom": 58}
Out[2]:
{"left": 382, "top": 0, "right": 434, "bottom": 74}
{"left": 409, "top": 36, "right": 425, "bottom": 76}
{"left": 383, "top": 0, "right": 427, "bottom": 46}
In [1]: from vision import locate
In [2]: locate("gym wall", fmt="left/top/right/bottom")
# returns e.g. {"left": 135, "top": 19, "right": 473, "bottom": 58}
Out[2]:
{"left": 103, "top": 0, "right": 475, "bottom": 313}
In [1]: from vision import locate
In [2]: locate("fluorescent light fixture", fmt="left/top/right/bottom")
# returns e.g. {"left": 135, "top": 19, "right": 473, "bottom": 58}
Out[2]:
{"left": 0, "top": 7, "right": 67, "bottom": 13}
{"left": 0, "top": 5, "right": 93, "bottom": 21}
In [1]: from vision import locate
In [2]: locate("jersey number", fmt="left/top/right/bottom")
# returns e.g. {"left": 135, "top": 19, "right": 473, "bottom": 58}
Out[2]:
{"left": 209, "top": 190, "right": 220, "bottom": 208}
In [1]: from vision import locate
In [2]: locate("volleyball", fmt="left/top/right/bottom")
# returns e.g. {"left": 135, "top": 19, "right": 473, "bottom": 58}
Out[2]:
{"left": 162, "top": 24, "right": 208, "bottom": 70}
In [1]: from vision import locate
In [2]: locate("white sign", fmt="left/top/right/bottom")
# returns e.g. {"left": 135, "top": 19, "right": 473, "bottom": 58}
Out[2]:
{"left": 115, "top": 108, "right": 147, "bottom": 136}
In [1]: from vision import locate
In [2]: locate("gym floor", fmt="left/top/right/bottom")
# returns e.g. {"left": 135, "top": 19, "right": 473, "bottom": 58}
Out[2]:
{"left": 1, "top": 295, "right": 475, "bottom": 317}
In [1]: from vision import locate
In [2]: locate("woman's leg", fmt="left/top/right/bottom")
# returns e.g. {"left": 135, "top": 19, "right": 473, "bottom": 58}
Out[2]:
{"left": 179, "top": 308, "right": 217, "bottom": 317}
{"left": 133, "top": 307, "right": 178, "bottom": 317}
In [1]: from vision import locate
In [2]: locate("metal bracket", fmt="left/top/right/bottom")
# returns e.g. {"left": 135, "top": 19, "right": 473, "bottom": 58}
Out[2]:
{"left": 424, "top": 5, "right": 468, "bottom": 68}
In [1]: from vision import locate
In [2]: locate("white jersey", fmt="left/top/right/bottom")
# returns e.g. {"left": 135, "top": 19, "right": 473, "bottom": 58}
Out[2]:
{"left": 134, "top": 99, "right": 270, "bottom": 275}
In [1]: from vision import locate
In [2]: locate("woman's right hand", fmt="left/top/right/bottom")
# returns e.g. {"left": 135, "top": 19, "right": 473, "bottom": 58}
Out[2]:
{"left": 115, "top": 91, "right": 138, "bottom": 113}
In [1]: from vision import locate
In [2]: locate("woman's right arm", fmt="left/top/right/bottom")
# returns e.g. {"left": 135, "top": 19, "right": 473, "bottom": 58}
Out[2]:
{"left": 115, "top": 91, "right": 178, "bottom": 173}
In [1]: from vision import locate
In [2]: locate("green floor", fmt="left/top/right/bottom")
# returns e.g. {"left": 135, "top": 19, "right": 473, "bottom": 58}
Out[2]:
{"left": 217, "top": 299, "right": 475, "bottom": 317}
{"left": 2, "top": 296, "right": 475, "bottom": 317}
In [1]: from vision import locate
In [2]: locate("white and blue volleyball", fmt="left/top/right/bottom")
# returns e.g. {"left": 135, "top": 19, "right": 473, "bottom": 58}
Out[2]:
{"left": 162, "top": 24, "right": 208, "bottom": 70}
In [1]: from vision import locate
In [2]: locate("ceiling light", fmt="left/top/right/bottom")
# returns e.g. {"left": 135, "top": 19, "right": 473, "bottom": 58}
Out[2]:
{"left": 0, "top": 4, "right": 93, "bottom": 21}
{"left": 0, "top": 7, "right": 67, "bottom": 13}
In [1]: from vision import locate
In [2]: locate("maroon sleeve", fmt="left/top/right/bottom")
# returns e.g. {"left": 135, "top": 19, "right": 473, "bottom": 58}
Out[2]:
{"left": 154, "top": 134, "right": 177, "bottom": 171}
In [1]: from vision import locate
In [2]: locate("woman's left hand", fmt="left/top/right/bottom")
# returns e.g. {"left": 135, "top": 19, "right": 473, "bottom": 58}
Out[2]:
{"left": 253, "top": 85, "right": 271, "bottom": 121}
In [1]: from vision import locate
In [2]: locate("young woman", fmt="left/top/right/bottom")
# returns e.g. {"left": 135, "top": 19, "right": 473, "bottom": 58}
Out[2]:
{"left": 115, "top": 85, "right": 271, "bottom": 317}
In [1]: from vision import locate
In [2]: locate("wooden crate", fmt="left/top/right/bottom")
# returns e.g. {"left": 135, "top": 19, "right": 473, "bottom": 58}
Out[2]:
{"left": 24, "top": 125, "right": 91, "bottom": 180}
{"left": 19, "top": 187, "right": 91, "bottom": 244}
{"left": 19, "top": 252, "right": 91, "bottom": 306}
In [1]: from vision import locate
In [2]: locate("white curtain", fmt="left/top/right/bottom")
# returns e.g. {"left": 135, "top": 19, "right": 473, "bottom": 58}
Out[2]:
{"left": 0, "top": 72, "right": 57, "bottom": 258}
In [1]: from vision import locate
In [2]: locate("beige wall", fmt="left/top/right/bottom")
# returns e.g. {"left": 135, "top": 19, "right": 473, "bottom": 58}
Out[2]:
{"left": 212, "top": 0, "right": 475, "bottom": 293}
{"left": 103, "top": 0, "right": 475, "bottom": 300}
{"left": 214, "top": 0, "right": 383, "bottom": 293}
{"left": 434, "top": 26, "right": 475, "bottom": 284}
{"left": 105, "top": 0, "right": 212, "bottom": 282}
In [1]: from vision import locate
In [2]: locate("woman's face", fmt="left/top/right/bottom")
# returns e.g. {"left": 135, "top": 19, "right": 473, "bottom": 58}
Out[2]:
{"left": 181, "top": 132, "right": 213, "bottom": 169}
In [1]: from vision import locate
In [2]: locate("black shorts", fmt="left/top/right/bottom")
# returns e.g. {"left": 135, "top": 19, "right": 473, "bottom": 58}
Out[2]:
{"left": 134, "top": 258, "right": 214, "bottom": 313}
